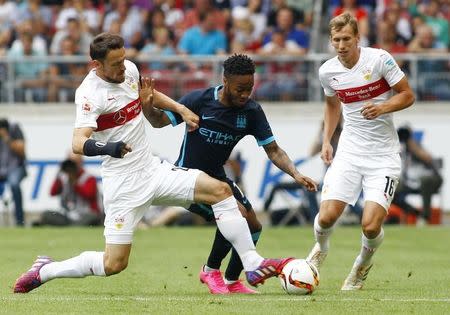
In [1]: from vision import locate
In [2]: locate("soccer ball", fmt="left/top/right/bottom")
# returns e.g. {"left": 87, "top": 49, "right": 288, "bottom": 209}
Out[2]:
{"left": 279, "top": 259, "right": 320, "bottom": 295}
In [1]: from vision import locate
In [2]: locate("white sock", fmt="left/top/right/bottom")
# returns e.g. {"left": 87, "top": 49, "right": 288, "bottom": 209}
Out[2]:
{"left": 355, "top": 228, "right": 384, "bottom": 266}
{"left": 224, "top": 279, "right": 237, "bottom": 285}
{"left": 204, "top": 265, "right": 218, "bottom": 272}
{"left": 314, "top": 214, "right": 334, "bottom": 252}
{"left": 40, "top": 251, "right": 105, "bottom": 282}
{"left": 212, "top": 196, "right": 263, "bottom": 271}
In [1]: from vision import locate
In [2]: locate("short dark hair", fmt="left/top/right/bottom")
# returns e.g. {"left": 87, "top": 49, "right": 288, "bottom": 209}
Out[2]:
{"left": 61, "top": 159, "right": 78, "bottom": 174}
{"left": 223, "top": 54, "right": 255, "bottom": 77}
{"left": 90, "top": 33, "right": 124, "bottom": 61}
{"left": 0, "top": 118, "right": 9, "bottom": 129}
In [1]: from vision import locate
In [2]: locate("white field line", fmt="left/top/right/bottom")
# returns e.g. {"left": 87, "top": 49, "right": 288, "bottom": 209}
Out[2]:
{"left": 1, "top": 296, "right": 449, "bottom": 303}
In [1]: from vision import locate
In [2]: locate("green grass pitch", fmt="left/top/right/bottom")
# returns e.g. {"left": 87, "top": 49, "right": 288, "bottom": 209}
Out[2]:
{"left": 1, "top": 226, "right": 449, "bottom": 314}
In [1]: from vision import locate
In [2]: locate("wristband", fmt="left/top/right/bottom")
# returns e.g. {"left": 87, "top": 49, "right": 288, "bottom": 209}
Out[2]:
{"left": 83, "top": 139, "right": 125, "bottom": 158}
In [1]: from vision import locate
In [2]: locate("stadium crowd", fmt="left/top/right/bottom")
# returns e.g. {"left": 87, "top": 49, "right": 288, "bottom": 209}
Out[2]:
{"left": 0, "top": 0, "right": 449, "bottom": 102}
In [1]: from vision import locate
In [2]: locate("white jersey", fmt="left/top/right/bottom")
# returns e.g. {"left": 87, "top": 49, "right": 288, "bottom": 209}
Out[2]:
{"left": 74, "top": 60, "right": 160, "bottom": 177}
{"left": 319, "top": 47, "right": 405, "bottom": 155}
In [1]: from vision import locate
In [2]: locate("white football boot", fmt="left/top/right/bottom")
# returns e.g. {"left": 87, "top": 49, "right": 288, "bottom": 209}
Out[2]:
{"left": 341, "top": 262, "right": 373, "bottom": 291}
{"left": 306, "top": 242, "right": 328, "bottom": 271}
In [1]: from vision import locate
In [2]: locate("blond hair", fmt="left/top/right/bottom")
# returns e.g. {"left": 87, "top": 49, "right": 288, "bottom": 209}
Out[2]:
{"left": 329, "top": 12, "right": 359, "bottom": 36}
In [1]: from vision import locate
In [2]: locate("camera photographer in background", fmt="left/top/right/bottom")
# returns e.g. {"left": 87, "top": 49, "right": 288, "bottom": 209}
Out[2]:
{"left": 394, "top": 125, "right": 443, "bottom": 225}
{"left": 0, "top": 118, "right": 27, "bottom": 226}
{"left": 34, "top": 158, "right": 102, "bottom": 227}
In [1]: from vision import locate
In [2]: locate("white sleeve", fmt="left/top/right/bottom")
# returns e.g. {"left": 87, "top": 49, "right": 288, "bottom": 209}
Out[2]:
{"left": 378, "top": 50, "right": 405, "bottom": 87}
{"left": 74, "top": 87, "right": 104, "bottom": 129}
{"left": 125, "top": 60, "right": 140, "bottom": 82}
{"left": 319, "top": 65, "right": 336, "bottom": 97}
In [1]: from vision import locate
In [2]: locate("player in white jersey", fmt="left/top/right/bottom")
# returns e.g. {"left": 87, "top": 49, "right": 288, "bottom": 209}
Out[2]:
{"left": 305, "top": 13, "right": 415, "bottom": 290}
{"left": 13, "top": 33, "right": 295, "bottom": 294}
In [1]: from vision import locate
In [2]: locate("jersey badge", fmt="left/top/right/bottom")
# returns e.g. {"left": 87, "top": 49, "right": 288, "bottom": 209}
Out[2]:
{"left": 114, "top": 216, "right": 125, "bottom": 230}
{"left": 363, "top": 68, "right": 372, "bottom": 81}
{"left": 236, "top": 114, "right": 246, "bottom": 129}
{"left": 385, "top": 58, "right": 395, "bottom": 67}
{"left": 125, "top": 76, "right": 138, "bottom": 91}
{"left": 82, "top": 103, "right": 91, "bottom": 112}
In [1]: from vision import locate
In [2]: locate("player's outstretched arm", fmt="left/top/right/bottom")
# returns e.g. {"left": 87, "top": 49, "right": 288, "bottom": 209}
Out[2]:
{"left": 263, "top": 141, "right": 318, "bottom": 192}
{"left": 139, "top": 77, "right": 171, "bottom": 128}
{"left": 72, "top": 127, "right": 131, "bottom": 158}
{"left": 154, "top": 90, "right": 199, "bottom": 131}
{"left": 139, "top": 76, "right": 199, "bottom": 131}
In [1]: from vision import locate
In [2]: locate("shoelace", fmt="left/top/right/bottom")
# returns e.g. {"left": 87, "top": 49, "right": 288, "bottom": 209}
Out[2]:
{"left": 207, "top": 271, "right": 225, "bottom": 285}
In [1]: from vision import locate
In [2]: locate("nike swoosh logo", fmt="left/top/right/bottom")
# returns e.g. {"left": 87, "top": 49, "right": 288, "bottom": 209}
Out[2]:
{"left": 202, "top": 114, "right": 214, "bottom": 120}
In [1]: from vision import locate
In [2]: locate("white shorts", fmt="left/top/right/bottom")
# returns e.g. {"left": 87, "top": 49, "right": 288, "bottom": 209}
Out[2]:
{"left": 102, "top": 160, "right": 202, "bottom": 244}
{"left": 321, "top": 152, "right": 401, "bottom": 211}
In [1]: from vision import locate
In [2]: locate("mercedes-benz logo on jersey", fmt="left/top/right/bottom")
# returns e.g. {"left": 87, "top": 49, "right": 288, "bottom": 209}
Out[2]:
{"left": 113, "top": 109, "right": 127, "bottom": 124}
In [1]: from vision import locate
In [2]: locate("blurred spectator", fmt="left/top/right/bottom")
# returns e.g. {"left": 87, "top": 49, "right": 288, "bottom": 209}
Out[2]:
{"left": 102, "top": 0, "right": 143, "bottom": 49}
{"left": 132, "top": 0, "right": 153, "bottom": 12}
{"left": 7, "top": 31, "right": 49, "bottom": 102}
{"left": 159, "top": 0, "right": 185, "bottom": 32}
{"left": 232, "top": 0, "right": 267, "bottom": 41}
{"left": 374, "top": 20, "right": 407, "bottom": 54}
{"left": 263, "top": 6, "right": 309, "bottom": 49}
{"left": 229, "top": 3, "right": 265, "bottom": 53}
{"left": 50, "top": 17, "right": 93, "bottom": 55}
{"left": 12, "top": 19, "right": 48, "bottom": 53}
{"left": 181, "top": 0, "right": 228, "bottom": 32}
{"left": 393, "top": 125, "right": 443, "bottom": 226}
{"left": 16, "top": 0, "right": 53, "bottom": 42}
{"left": 408, "top": 24, "right": 450, "bottom": 100}
{"left": 0, "top": 0, "right": 17, "bottom": 26}
{"left": 48, "top": 36, "right": 87, "bottom": 102}
{"left": 256, "top": 30, "right": 306, "bottom": 101}
{"left": 333, "top": 0, "right": 369, "bottom": 46}
{"left": 212, "top": 0, "right": 231, "bottom": 10}
{"left": 286, "top": 0, "right": 314, "bottom": 28}
{"left": 54, "top": 0, "right": 100, "bottom": 34}
{"left": 139, "top": 27, "right": 176, "bottom": 71}
{"left": 178, "top": 11, "right": 227, "bottom": 55}
{"left": 230, "top": 0, "right": 271, "bottom": 15}
{"left": 379, "top": 1, "right": 412, "bottom": 45}
{"left": 33, "top": 158, "right": 102, "bottom": 226}
{"left": 0, "top": 0, "right": 18, "bottom": 54}
{"left": 267, "top": 0, "right": 303, "bottom": 30}
{"left": 143, "top": 7, "right": 173, "bottom": 45}
{"left": 442, "top": 0, "right": 450, "bottom": 21}
{"left": 258, "top": 29, "right": 306, "bottom": 56}
{"left": 0, "top": 118, "right": 26, "bottom": 226}
{"left": 374, "top": 20, "right": 408, "bottom": 69}
{"left": 410, "top": 0, "right": 449, "bottom": 47}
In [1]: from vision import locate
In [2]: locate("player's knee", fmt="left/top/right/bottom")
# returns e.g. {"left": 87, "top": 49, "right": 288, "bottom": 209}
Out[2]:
{"left": 104, "top": 257, "right": 128, "bottom": 275}
{"left": 361, "top": 222, "right": 381, "bottom": 239}
{"left": 318, "top": 213, "right": 337, "bottom": 228}
{"left": 213, "top": 181, "right": 233, "bottom": 201}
